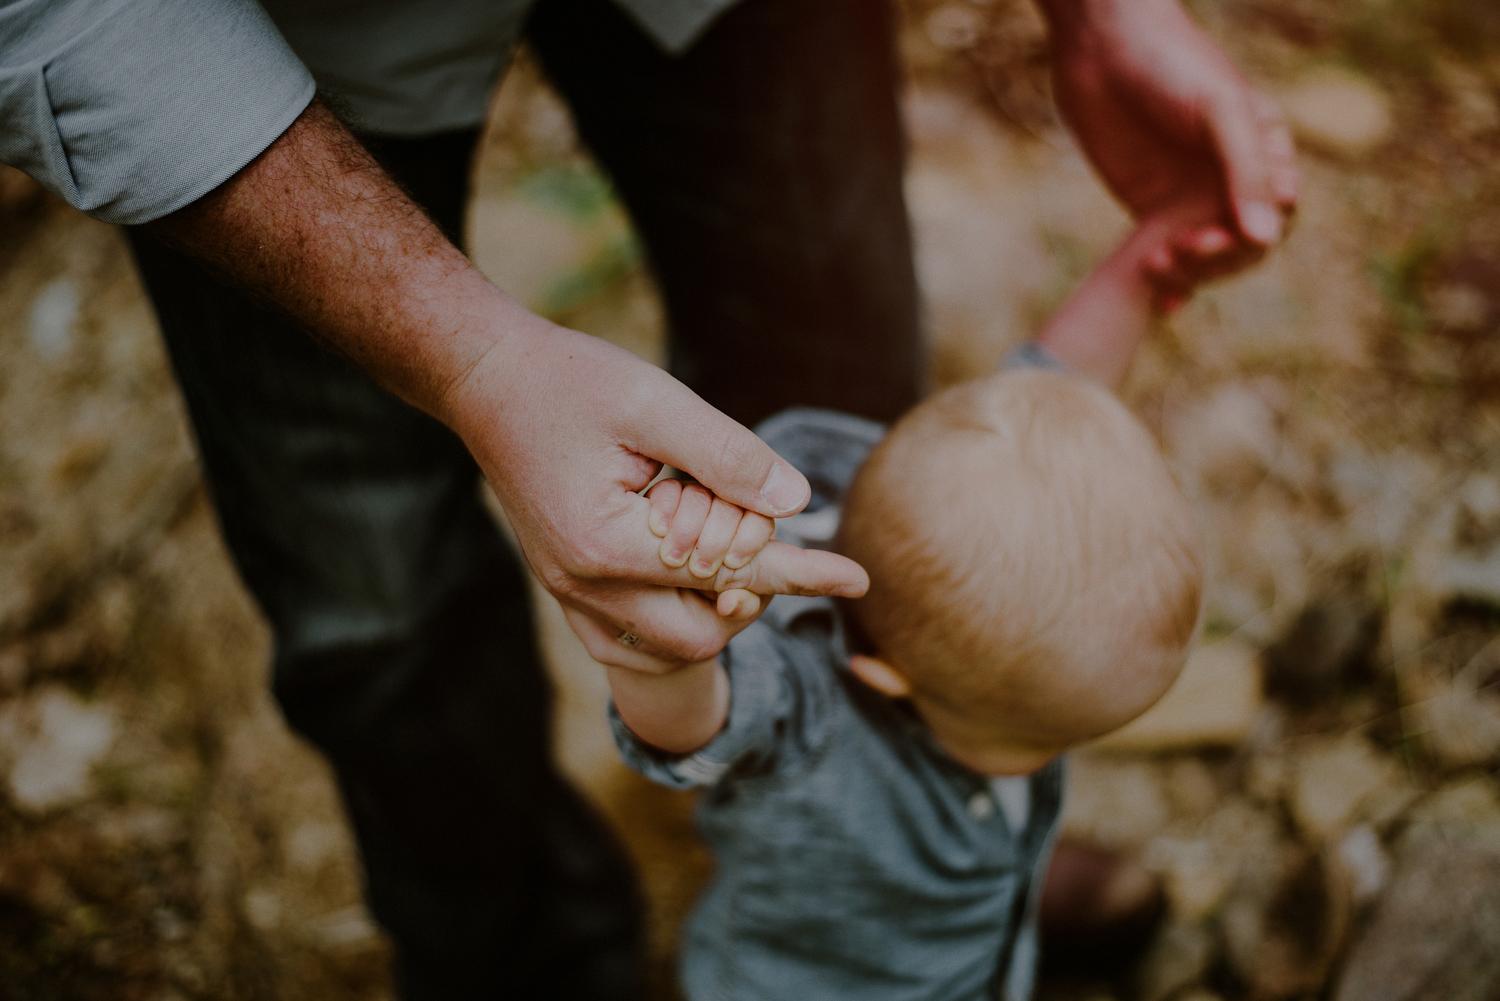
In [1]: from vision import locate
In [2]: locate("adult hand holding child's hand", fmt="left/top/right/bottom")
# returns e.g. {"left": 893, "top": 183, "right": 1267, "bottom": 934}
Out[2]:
{"left": 442, "top": 321, "right": 868, "bottom": 673}
{"left": 1040, "top": 0, "right": 1300, "bottom": 290}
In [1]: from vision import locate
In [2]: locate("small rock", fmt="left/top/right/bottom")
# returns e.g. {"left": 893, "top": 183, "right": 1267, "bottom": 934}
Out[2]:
{"left": 1245, "top": 749, "right": 1289, "bottom": 805}
{"left": 1398, "top": 777, "right": 1500, "bottom": 854}
{"left": 1333, "top": 841, "right": 1500, "bottom": 1001}
{"left": 1145, "top": 836, "right": 1232, "bottom": 922}
{"left": 308, "top": 905, "right": 384, "bottom": 953}
{"left": 28, "top": 279, "right": 79, "bottom": 359}
{"left": 1278, "top": 65, "right": 1394, "bottom": 158}
{"left": 1263, "top": 569, "right": 1381, "bottom": 704}
{"left": 1336, "top": 825, "right": 1392, "bottom": 905}
{"left": 925, "top": 3, "right": 984, "bottom": 49}
{"left": 1401, "top": 667, "right": 1500, "bottom": 768}
{"left": 242, "top": 887, "right": 281, "bottom": 931}
{"left": 1222, "top": 848, "right": 1352, "bottom": 1000}
{"left": 287, "top": 821, "right": 346, "bottom": 870}
{"left": 0, "top": 686, "right": 116, "bottom": 812}
{"left": 1289, "top": 735, "right": 1396, "bottom": 840}
{"left": 1093, "top": 638, "right": 1263, "bottom": 751}
{"left": 1145, "top": 798, "right": 1285, "bottom": 923}
{"left": 1134, "top": 921, "right": 1215, "bottom": 1001}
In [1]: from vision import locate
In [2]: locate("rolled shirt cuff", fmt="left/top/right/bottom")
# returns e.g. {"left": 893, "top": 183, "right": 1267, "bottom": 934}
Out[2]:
{"left": 1000, "top": 341, "right": 1069, "bottom": 373}
{"left": 0, "top": 0, "right": 315, "bottom": 225}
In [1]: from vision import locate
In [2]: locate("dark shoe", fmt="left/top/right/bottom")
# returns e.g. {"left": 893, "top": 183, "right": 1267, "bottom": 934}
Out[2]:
{"left": 1039, "top": 841, "right": 1166, "bottom": 974}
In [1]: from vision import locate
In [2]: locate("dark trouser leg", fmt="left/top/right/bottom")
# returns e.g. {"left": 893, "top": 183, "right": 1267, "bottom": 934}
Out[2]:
{"left": 125, "top": 131, "right": 642, "bottom": 1001}
{"left": 527, "top": 0, "right": 922, "bottom": 429}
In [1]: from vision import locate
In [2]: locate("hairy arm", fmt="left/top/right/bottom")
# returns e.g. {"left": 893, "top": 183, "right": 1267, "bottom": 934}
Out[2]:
{"left": 147, "top": 99, "right": 509, "bottom": 414}
{"left": 149, "top": 100, "right": 868, "bottom": 666}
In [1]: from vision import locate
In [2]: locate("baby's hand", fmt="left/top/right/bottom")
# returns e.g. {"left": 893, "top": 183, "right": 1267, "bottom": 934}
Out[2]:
{"left": 1135, "top": 191, "right": 1248, "bottom": 314}
{"left": 646, "top": 478, "right": 774, "bottom": 620}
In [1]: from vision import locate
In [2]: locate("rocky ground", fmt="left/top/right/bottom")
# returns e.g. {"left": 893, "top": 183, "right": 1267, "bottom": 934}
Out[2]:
{"left": 2, "top": 1, "right": 1500, "bottom": 999}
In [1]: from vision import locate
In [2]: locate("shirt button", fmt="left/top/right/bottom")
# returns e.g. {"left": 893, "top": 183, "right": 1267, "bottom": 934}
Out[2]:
{"left": 967, "top": 791, "right": 995, "bottom": 820}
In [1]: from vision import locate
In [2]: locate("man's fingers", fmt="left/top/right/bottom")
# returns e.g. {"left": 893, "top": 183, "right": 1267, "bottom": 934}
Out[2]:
{"left": 689, "top": 498, "right": 744, "bottom": 579}
{"left": 717, "top": 588, "right": 762, "bottom": 620}
{"left": 560, "top": 602, "right": 717, "bottom": 674}
{"left": 1252, "top": 90, "right": 1300, "bottom": 211}
{"left": 1207, "top": 90, "right": 1283, "bottom": 247}
{"left": 661, "top": 484, "right": 713, "bottom": 568}
{"left": 715, "top": 540, "right": 869, "bottom": 599}
{"left": 566, "top": 584, "right": 755, "bottom": 666}
{"left": 646, "top": 479, "right": 683, "bottom": 538}
{"left": 628, "top": 384, "right": 810, "bottom": 518}
{"left": 724, "top": 512, "right": 775, "bottom": 570}
{"left": 601, "top": 491, "right": 866, "bottom": 601}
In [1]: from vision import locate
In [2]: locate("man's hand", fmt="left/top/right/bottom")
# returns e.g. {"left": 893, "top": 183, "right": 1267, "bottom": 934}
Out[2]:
{"left": 439, "top": 315, "right": 869, "bottom": 667}
{"left": 150, "top": 99, "right": 868, "bottom": 671}
{"left": 1039, "top": 0, "right": 1299, "bottom": 288}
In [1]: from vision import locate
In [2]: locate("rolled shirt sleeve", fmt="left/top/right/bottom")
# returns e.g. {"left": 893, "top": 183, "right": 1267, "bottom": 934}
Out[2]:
{"left": 609, "top": 633, "right": 792, "bottom": 790}
{"left": 608, "top": 611, "right": 839, "bottom": 790}
{"left": 0, "top": 0, "right": 315, "bottom": 225}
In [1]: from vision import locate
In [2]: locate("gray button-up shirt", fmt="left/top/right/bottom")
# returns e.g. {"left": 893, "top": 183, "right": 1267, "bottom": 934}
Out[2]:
{"left": 611, "top": 404, "right": 1065, "bottom": 1001}
{"left": 0, "top": 0, "right": 737, "bottom": 224}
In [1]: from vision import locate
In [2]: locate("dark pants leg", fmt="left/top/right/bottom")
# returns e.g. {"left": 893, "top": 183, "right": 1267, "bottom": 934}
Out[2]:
{"left": 125, "top": 132, "right": 643, "bottom": 1001}
{"left": 527, "top": 0, "right": 922, "bottom": 429}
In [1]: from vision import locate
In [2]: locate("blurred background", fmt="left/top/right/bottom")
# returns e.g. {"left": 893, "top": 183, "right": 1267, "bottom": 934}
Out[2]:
{"left": 2, "top": 0, "right": 1500, "bottom": 998}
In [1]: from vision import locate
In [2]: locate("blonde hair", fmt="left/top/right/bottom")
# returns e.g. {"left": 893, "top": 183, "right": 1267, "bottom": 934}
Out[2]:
{"left": 838, "top": 369, "right": 1203, "bottom": 748}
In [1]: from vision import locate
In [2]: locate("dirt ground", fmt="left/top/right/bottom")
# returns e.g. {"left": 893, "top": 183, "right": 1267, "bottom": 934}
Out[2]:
{"left": 2, "top": 1, "right": 1500, "bottom": 999}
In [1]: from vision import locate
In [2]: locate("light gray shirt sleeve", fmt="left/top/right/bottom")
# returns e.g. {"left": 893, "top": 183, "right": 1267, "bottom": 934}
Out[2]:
{"left": 611, "top": 0, "right": 741, "bottom": 53}
{"left": 0, "top": 0, "right": 315, "bottom": 225}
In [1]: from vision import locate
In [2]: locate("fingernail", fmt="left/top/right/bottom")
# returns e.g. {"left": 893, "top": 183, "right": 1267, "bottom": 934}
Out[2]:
{"left": 723, "top": 552, "right": 748, "bottom": 570}
{"left": 691, "top": 556, "right": 717, "bottom": 578}
{"left": 760, "top": 463, "right": 808, "bottom": 516}
{"left": 1240, "top": 201, "right": 1282, "bottom": 245}
{"left": 661, "top": 542, "right": 687, "bottom": 567}
{"left": 1195, "top": 227, "right": 1232, "bottom": 255}
{"left": 835, "top": 583, "right": 868, "bottom": 599}
{"left": 649, "top": 509, "right": 667, "bottom": 537}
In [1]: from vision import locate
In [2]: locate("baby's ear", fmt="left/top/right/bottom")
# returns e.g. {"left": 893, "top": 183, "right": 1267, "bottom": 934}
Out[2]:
{"left": 848, "top": 655, "right": 912, "bottom": 698}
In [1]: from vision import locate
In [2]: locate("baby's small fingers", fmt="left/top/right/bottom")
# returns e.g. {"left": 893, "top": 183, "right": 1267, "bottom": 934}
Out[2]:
{"left": 689, "top": 497, "right": 744, "bottom": 579}
{"left": 723, "top": 512, "right": 776, "bottom": 570}
{"left": 1143, "top": 243, "right": 1176, "bottom": 281}
{"left": 1185, "top": 226, "right": 1234, "bottom": 259}
{"left": 661, "top": 484, "right": 713, "bottom": 568}
{"left": 1252, "top": 90, "right": 1300, "bottom": 210}
{"left": 716, "top": 588, "right": 762, "bottom": 621}
{"left": 1168, "top": 226, "right": 1262, "bottom": 285}
{"left": 646, "top": 479, "right": 683, "bottom": 538}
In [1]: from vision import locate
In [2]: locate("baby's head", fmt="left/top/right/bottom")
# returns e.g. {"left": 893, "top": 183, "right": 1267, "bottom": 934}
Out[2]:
{"left": 838, "top": 368, "right": 1202, "bottom": 775}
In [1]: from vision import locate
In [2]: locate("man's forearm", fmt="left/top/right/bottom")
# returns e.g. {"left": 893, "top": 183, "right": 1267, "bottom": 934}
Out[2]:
{"left": 145, "top": 99, "right": 528, "bottom": 422}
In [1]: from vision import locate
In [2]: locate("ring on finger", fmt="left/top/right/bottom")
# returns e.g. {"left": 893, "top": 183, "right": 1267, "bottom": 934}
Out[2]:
{"left": 618, "top": 630, "right": 643, "bottom": 648}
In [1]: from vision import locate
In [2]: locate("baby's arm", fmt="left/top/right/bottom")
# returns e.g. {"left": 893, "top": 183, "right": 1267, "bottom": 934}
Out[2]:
{"left": 591, "top": 481, "right": 778, "bottom": 755}
{"left": 1035, "top": 197, "right": 1222, "bottom": 388}
{"left": 603, "top": 649, "right": 731, "bottom": 756}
